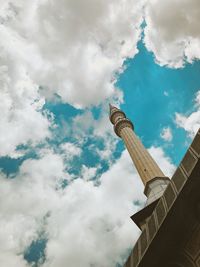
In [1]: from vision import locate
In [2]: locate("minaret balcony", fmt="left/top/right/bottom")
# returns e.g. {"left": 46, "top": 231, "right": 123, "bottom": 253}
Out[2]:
{"left": 114, "top": 118, "right": 134, "bottom": 137}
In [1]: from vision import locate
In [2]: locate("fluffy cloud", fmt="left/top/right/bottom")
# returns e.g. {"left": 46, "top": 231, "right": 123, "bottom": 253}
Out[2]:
{"left": 71, "top": 108, "right": 119, "bottom": 164}
{"left": 148, "top": 146, "right": 176, "bottom": 178}
{"left": 0, "top": 0, "right": 144, "bottom": 108}
{"left": 0, "top": 149, "right": 141, "bottom": 267}
{"left": 144, "top": 0, "right": 200, "bottom": 67}
{"left": 81, "top": 165, "right": 98, "bottom": 181}
{"left": 0, "top": 252, "right": 28, "bottom": 267}
{"left": 0, "top": 1, "right": 184, "bottom": 266}
{"left": 60, "top": 142, "right": 82, "bottom": 160}
{"left": 0, "top": 150, "right": 66, "bottom": 266}
{"left": 0, "top": 0, "right": 145, "bottom": 156}
{"left": 0, "top": 63, "right": 52, "bottom": 157}
{"left": 175, "top": 90, "right": 200, "bottom": 137}
{"left": 160, "top": 127, "right": 173, "bottom": 142}
{"left": 0, "top": 145, "right": 174, "bottom": 267}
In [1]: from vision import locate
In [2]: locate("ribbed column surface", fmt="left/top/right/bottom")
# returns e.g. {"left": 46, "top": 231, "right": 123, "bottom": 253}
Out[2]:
{"left": 120, "top": 127, "right": 165, "bottom": 185}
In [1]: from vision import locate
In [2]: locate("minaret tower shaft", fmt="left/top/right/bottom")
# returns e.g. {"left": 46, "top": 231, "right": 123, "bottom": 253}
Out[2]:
{"left": 109, "top": 104, "right": 169, "bottom": 212}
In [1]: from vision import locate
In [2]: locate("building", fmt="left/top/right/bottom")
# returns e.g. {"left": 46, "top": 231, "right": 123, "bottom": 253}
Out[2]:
{"left": 109, "top": 104, "right": 200, "bottom": 267}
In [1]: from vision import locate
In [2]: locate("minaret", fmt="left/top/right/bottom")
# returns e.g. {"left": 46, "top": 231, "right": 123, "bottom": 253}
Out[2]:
{"left": 109, "top": 104, "right": 170, "bottom": 227}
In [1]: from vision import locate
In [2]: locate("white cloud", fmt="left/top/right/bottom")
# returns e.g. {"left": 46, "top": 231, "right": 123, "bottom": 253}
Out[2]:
{"left": 160, "top": 127, "right": 173, "bottom": 142}
{"left": 0, "top": 145, "right": 175, "bottom": 267}
{"left": 60, "top": 142, "right": 82, "bottom": 160}
{"left": 0, "top": 150, "right": 66, "bottom": 266}
{"left": 0, "top": 149, "right": 141, "bottom": 267}
{"left": 81, "top": 165, "right": 98, "bottom": 181}
{"left": 144, "top": 0, "right": 200, "bottom": 67}
{"left": 148, "top": 146, "right": 176, "bottom": 178}
{"left": 0, "top": 252, "right": 28, "bottom": 267}
{"left": 43, "top": 150, "right": 144, "bottom": 267}
{"left": 71, "top": 108, "right": 119, "bottom": 164}
{"left": 0, "top": 0, "right": 144, "bottom": 108}
{"left": 0, "top": 3, "right": 54, "bottom": 157}
{"left": 175, "top": 90, "right": 200, "bottom": 138}
{"left": 0, "top": 0, "right": 145, "bottom": 156}
{"left": 0, "top": 1, "right": 182, "bottom": 266}
{"left": 175, "top": 112, "right": 200, "bottom": 138}
{"left": 0, "top": 65, "right": 52, "bottom": 157}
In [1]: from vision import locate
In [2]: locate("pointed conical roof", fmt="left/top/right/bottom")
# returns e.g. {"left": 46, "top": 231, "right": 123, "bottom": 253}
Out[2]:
{"left": 109, "top": 103, "right": 119, "bottom": 115}
{"left": 109, "top": 103, "right": 126, "bottom": 124}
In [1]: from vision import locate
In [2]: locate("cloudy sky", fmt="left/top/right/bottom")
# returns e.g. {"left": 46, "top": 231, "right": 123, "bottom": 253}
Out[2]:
{"left": 0, "top": 0, "right": 200, "bottom": 266}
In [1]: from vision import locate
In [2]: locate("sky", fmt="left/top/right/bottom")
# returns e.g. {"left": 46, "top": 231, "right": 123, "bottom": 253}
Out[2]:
{"left": 0, "top": 0, "right": 200, "bottom": 267}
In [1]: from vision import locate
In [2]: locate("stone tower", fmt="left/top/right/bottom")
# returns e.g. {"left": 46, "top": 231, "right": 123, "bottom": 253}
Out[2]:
{"left": 109, "top": 104, "right": 169, "bottom": 227}
{"left": 109, "top": 104, "right": 200, "bottom": 267}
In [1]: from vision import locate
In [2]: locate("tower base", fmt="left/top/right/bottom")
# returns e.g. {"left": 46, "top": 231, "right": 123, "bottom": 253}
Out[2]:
{"left": 132, "top": 177, "right": 170, "bottom": 229}
{"left": 131, "top": 198, "right": 159, "bottom": 230}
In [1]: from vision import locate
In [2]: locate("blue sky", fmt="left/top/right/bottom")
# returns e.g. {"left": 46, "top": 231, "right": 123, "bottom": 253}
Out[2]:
{"left": 2, "top": 38, "right": 200, "bottom": 176}
{"left": 0, "top": 1, "right": 200, "bottom": 267}
{"left": 118, "top": 39, "right": 200, "bottom": 165}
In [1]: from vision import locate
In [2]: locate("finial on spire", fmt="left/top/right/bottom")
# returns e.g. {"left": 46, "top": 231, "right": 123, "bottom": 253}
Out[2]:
{"left": 109, "top": 103, "right": 120, "bottom": 116}
{"left": 109, "top": 103, "right": 112, "bottom": 112}
{"left": 109, "top": 103, "right": 126, "bottom": 125}
{"left": 109, "top": 103, "right": 116, "bottom": 112}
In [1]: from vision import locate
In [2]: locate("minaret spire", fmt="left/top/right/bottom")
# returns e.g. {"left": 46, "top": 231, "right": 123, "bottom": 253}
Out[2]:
{"left": 109, "top": 104, "right": 169, "bottom": 209}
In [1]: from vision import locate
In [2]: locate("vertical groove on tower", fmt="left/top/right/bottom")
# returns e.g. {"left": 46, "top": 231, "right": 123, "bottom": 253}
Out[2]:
{"left": 109, "top": 104, "right": 166, "bottom": 187}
